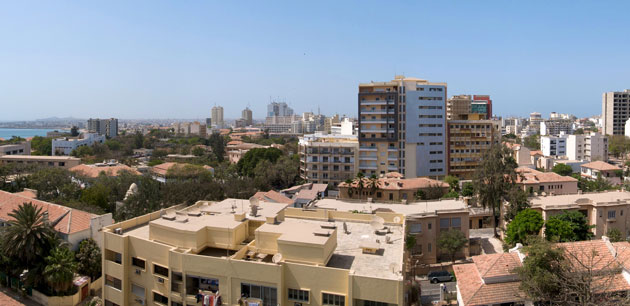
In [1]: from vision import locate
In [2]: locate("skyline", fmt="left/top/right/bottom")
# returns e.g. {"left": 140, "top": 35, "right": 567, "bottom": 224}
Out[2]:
{"left": 2, "top": 1, "right": 630, "bottom": 121}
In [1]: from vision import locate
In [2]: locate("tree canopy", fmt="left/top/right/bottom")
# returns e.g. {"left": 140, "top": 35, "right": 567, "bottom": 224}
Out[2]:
{"left": 552, "top": 163, "right": 573, "bottom": 176}
{"left": 505, "top": 209, "right": 544, "bottom": 247}
{"left": 545, "top": 210, "right": 593, "bottom": 242}
{"left": 437, "top": 229, "right": 468, "bottom": 263}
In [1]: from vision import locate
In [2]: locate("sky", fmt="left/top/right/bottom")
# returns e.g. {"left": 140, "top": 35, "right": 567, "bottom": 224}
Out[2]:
{"left": 1, "top": 1, "right": 630, "bottom": 121}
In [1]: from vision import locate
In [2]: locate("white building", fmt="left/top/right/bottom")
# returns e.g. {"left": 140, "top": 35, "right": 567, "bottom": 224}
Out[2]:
{"left": 52, "top": 133, "right": 106, "bottom": 156}
{"left": 625, "top": 118, "right": 630, "bottom": 137}
{"left": 541, "top": 134, "right": 567, "bottom": 157}
{"left": 540, "top": 119, "right": 574, "bottom": 136}
{"left": 566, "top": 132, "right": 608, "bottom": 162}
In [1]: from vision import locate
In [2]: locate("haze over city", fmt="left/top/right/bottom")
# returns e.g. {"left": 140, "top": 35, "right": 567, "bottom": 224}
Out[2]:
{"left": 2, "top": 1, "right": 630, "bottom": 121}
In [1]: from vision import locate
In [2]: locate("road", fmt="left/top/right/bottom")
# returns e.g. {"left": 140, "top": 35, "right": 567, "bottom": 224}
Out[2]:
{"left": 419, "top": 280, "right": 456, "bottom": 305}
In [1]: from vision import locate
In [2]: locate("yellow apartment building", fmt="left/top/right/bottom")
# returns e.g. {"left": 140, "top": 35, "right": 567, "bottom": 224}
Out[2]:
{"left": 102, "top": 199, "right": 407, "bottom": 306}
{"left": 446, "top": 114, "right": 500, "bottom": 179}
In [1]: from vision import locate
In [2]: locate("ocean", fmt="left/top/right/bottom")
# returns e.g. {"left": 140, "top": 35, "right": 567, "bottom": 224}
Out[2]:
{"left": 0, "top": 128, "right": 58, "bottom": 140}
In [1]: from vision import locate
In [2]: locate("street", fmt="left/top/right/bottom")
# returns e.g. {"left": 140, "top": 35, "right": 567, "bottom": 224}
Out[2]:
{"left": 419, "top": 279, "right": 456, "bottom": 305}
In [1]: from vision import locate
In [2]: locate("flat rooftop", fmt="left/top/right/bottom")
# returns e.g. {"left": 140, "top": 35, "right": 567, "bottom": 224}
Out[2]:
{"left": 530, "top": 191, "right": 630, "bottom": 208}
{"left": 192, "top": 199, "right": 289, "bottom": 222}
{"left": 313, "top": 198, "right": 468, "bottom": 216}
{"left": 0, "top": 155, "right": 80, "bottom": 160}
{"left": 324, "top": 219, "right": 403, "bottom": 280}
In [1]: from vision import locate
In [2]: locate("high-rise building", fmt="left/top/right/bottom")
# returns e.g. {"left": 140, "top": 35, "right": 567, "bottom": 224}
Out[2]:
{"left": 529, "top": 112, "right": 543, "bottom": 131}
{"left": 211, "top": 106, "right": 224, "bottom": 128}
{"left": 358, "top": 76, "right": 447, "bottom": 178}
{"left": 446, "top": 95, "right": 471, "bottom": 120}
{"left": 472, "top": 95, "right": 492, "bottom": 119}
{"left": 299, "top": 133, "right": 359, "bottom": 187}
{"left": 446, "top": 114, "right": 501, "bottom": 179}
{"left": 241, "top": 107, "right": 253, "bottom": 126}
{"left": 267, "top": 101, "right": 294, "bottom": 117}
{"left": 87, "top": 118, "right": 118, "bottom": 138}
{"left": 602, "top": 89, "right": 630, "bottom": 135}
{"left": 540, "top": 135, "right": 567, "bottom": 157}
{"left": 566, "top": 132, "right": 608, "bottom": 161}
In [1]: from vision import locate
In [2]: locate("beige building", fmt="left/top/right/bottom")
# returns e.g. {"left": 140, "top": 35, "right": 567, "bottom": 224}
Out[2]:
{"left": 446, "top": 95, "right": 471, "bottom": 120}
{"left": 102, "top": 199, "right": 406, "bottom": 306}
{"left": 602, "top": 89, "right": 630, "bottom": 135}
{"left": 580, "top": 160, "right": 622, "bottom": 185}
{"left": 530, "top": 191, "right": 630, "bottom": 239}
{"left": 0, "top": 155, "right": 81, "bottom": 169}
{"left": 299, "top": 133, "right": 359, "bottom": 187}
{"left": 505, "top": 142, "right": 533, "bottom": 168}
{"left": 0, "top": 141, "right": 31, "bottom": 156}
{"left": 446, "top": 114, "right": 501, "bottom": 179}
{"left": 337, "top": 172, "right": 449, "bottom": 203}
{"left": 226, "top": 142, "right": 267, "bottom": 164}
{"left": 515, "top": 167, "right": 578, "bottom": 195}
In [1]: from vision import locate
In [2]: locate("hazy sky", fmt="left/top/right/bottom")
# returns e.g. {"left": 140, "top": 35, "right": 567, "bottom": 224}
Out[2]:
{"left": 2, "top": 1, "right": 630, "bottom": 121}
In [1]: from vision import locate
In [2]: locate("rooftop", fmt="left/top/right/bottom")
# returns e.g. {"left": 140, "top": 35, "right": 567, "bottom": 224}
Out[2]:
{"left": 252, "top": 190, "right": 294, "bottom": 204}
{"left": 0, "top": 155, "right": 80, "bottom": 161}
{"left": 516, "top": 167, "right": 577, "bottom": 184}
{"left": 313, "top": 198, "right": 467, "bottom": 217}
{"left": 530, "top": 190, "right": 630, "bottom": 209}
{"left": 581, "top": 160, "right": 621, "bottom": 171}
{"left": 70, "top": 163, "right": 140, "bottom": 178}
{"left": 338, "top": 174, "right": 448, "bottom": 191}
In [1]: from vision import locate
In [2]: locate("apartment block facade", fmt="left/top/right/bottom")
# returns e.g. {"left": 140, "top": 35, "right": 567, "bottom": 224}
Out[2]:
{"left": 566, "top": 132, "right": 608, "bottom": 161}
{"left": 211, "top": 106, "right": 224, "bottom": 128}
{"left": 299, "top": 133, "right": 359, "bottom": 187}
{"left": 540, "top": 135, "right": 567, "bottom": 157}
{"left": 602, "top": 89, "right": 630, "bottom": 135}
{"left": 0, "top": 142, "right": 31, "bottom": 156}
{"left": 471, "top": 95, "right": 492, "bottom": 119}
{"left": 88, "top": 118, "right": 118, "bottom": 138}
{"left": 358, "top": 76, "right": 447, "bottom": 178}
{"left": 446, "top": 95, "right": 471, "bottom": 120}
{"left": 102, "top": 200, "right": 405, "bottom": 306}
{"left": 446, "top": 115, "right": 500, "bottom": 179}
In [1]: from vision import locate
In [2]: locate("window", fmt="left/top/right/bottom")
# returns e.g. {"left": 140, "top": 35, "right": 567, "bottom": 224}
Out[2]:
{"left": 428, "top": 243, "right": 432, "bottom": 252}
{"left": 105, "top": 275, "right": 122, "bottom": 290}
{"left": 153, "top": 292, "right": 168, "bottom": 305}
{"left": 241, "top": 283, "right": 277, "bottom": 306}
{"left": 105, "top": 249, "right": 122, "bottom": 264}
{"left": 323, "top": 293, "right": 345, "bottom": 306}
{"left": 132, "top": 257, "right": 145, "bottom": 270}
{"left": 288, "top": 288, "right": 309, "bottom": 302}
{"left": 440, "top": 218, "right": 450, "bottom": 229}
{"left": 171, "top": 303, "right": 184, "bottom": 306}
{"left": 363, "top": 301, "right": 388, "bottom": 306}
{"left": 409, "top": 223, "right": 421, "bottom": 234}
{"left": 104, "top": 300, "right": 120, "bottom": 306}
{"left": 154, "top": 264, "right": 169, "bottom": 278}
{"left": 428, "top": 223, "right": 432, "bottom": 230}
{"left": 451, "top": 218, "right": 461, "bottom": 228}
{"left": 608, "top": 210, "right": 616, "bottom": 219}
{"left": 132, "top": 283, "right": 145, "bottom": 300}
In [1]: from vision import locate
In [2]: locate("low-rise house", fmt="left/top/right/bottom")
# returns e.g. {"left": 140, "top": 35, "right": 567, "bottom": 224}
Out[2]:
{"left": 150, "top": 162, "right": 214, "bottom": 183}
{"left": 70, "top": 162, "right": 141, "bottom": 178}
{"left": 529, "top": 191, "right": 630, "bottom": 239}
{"left": 581, "top": 161, "right": 622, "bottom": 185}
{"left": 0, "top": 155, "right": 81, "bottom": 169}
{"left": 0, "top": 141, "right": 31, "bottom": 156}
{"left": 515, "top": 167, "right": 578, "bottom": 195}
{"left": 52, "top": 133, "right": 105, "bottom": 156}
{"left": 337, "top": 172, "right": 449, "bottom": 203}
{"left": 226, "top": 142, "right": 267, "bottom": 164}
{"left": 281, "top": 183, "right": 328, "bottom": 207}
{"left": 252, "top": 190, "right": 294, "bottom": 205}
{"left": 454, "top": 239, "right": 630, "bottom": 306}
{"left": 0, "top": 190, "right": 113, "bottom": 250}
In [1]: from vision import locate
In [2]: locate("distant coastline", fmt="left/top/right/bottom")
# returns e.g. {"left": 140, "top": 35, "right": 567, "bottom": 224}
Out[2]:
{"left": 0, "top": 128, "right": 63, "bottom": 140}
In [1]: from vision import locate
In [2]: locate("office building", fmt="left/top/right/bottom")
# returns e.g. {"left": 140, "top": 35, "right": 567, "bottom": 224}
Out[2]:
{"left": 102, "top": 199, "right": 406, "bottom": 306}
{"left": 446, "top": 95, "right": 471, "bottom": 120}
{"left": 358, "top": 76, "right": 447, "bottom": 178}
{"left": 88, "top": 118, "right": 118, "bottom": 138}
{"left": 298, "top": 133, "right": 359, "bottom": 187}
{"left": 267, "top": 101, "right": 294, "bottom": 117}
{"left": 264, "top": 114, "right": 301, "bottom": 135}
{"left": 446, "top": 114, "right": 501, "bottom": 179}
{"left": 566, "top": 132, "right": 608, "bottom": 161}
{"left": 471, "top": 95, "right": 492, "bottom": 119}
{"left": 211, "top": 106, "right": 224, "bottom": 128}
{"left": 540, "top": 135, "right": 567, "bottom": 157}
{"left": 52, "top": 133, "right": 106, "bottom": 156}
{"left": 602, "top": 89, "right": 630, "bottom": 135}
{"left": 242, "top": 107, "right": 253, "bottom": 126}
{"left": 0, "top": 141, "right": 31, "bottom": 156}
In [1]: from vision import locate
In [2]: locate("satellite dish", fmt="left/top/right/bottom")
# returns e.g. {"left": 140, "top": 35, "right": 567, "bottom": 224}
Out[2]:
{"left": 249, "top": 196, "right": 260, "bottom": 207}
{"left": 389, "top": 263, "right": 398, "bottom": 274}
{"left": 272, "top": 253, "right": 283, "bottom": 264}
{"left": 393, "top": 216, "right": 401, "bottom": 223}
{"left": 370, "top": 216, "right": 385, "bottom": 231}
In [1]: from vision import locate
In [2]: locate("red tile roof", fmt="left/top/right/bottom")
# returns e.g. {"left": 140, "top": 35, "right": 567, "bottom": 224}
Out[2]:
{"left": 516, "top": 167, "right": 578, "bottom": 184}
{"left": 252, "top": 190, "right": 294, "bottom": 204}
{"left": 70, "top": 164, "right": 140, "bottom": 178}
{"left": 0, "top": 190, "right": 96, "bottom": 234}
{"left": 581, "top": 161, "right": 621, "bottom": 171}
{"left": 338, "top": 174, "right": 448, "bottom": 190}
{"left": 453, "top": 256, "right": 525, "bottom": 306}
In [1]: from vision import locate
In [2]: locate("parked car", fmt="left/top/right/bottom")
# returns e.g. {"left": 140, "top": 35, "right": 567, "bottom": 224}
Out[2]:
{"left": 428, "top": 270, "right": 453, "bottom": 283}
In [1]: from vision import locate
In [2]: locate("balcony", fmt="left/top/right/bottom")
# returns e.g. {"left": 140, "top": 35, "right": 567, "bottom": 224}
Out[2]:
{"left": 361, "top": 119, "right": 390, "bottom": 123}
{"left": 360, "top": 110, "right": 395, "bottom": 114}
{"left": 359, "top": 155, "right": 377, "bottom": 161}
{"left": 360, "top": 100, "right": 391, "bottom": 105}
{"left": 359, "top": 146, "right": 378, "bottom": 151}
{"left": 360, "top": 129, "right": 388, "bottom": 133}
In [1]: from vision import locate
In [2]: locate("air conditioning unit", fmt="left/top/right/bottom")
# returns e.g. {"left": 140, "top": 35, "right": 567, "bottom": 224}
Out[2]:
{"left": 135, "top": 298, "right": 145, "bottom": 305}
{"left": 157, "top": 277, "right": 165, "bottom": 284}
{"left": 135, "top": 269, "right": 141, "bottom": 275}
{"left": 114, "top": 228, "right": 123, "bottom": 235}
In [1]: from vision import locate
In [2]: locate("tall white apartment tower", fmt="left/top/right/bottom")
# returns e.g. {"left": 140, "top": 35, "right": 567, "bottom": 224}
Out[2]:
{"left": 602, "top": 90, "right": 630, "bottom": 135}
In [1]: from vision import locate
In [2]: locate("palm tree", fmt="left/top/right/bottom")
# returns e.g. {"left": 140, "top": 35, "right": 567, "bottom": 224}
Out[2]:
{"left": 1, "top": 202, "right": 55, "bottom": 268}
{"left": 367, "top": 174, "right": 379, "bottom": 198}
{"left": 44, "top": 247, "right": 77, "bottom": 294}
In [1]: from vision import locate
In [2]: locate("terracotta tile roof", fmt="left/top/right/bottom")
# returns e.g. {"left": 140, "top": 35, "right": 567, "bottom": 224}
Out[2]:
{"left": 557, "top": 240, "right": 618, "bottom": 272}
{"left": 581, "top": 161, "right": 621, "bottom": 171}
{"left": 13, "top": 189, "right": 37, "bottom": 199}
{"left": 151, "top": 162, "right": 212, "bottom": 176}
{"left": 516, "top": 167, "right": 577, "bottom": 184}
{"left": 338, "top": 176, "right": 448, "bottom": 190}
{"left": 0, "top": 190, "right": 95, "bottom": 235}
{"left": 453, "top": 260, "right": 524, "bottom": 306}
{"left": 613, "top": 241, "right": 630, "bottom": 270}
{"left": 252, "top": 190, "right": 294, "bottom": 204}
{"left": 530, "top": 150, "right": 543, "bottom": 156}
{"left": 473, "top": 252, "right": 522, "bottom": 278}
{"left": 70, "top": 164, "right": 140, "bottom": 178}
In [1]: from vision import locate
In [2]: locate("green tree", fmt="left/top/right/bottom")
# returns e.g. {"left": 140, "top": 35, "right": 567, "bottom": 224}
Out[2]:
{"left": 505, "top": 209, "right": 544, "bottom": 246}
{"left": 31, "top": 136, "right": 53, "bottom": 156}
{"left": 133, "top": 132, "right": 145, "bottom": 149}
{"left": 0, "top": 203, "right": 56, "bottom": 271}
{"left": 237, "top": 147, "right": 283, "bottom": 177}
{"left": 71, "top": 145, "right": 94, "bottom": 157}
{"left": 76, "top": 239, "right": 102, "bottom": 281}
{"left": 608, "top": 135, "right": 630, "bottom": 158}
{"left": 191, "top": 146, "right": 205, "bottom": 157}
{"left": 27, "top": 167, "right": 79, "bottom": 202}
{"left": 81, "top": 184, "right": 111, "bottom": 210}
{"left": 44, "top": 247, "right": 77, "bottom": 295}
{"left": 523, "top": 135, "right": 540, "bottom": 150}
{"left": 503, "top": 187, "right": 531, "bottom": 222}
{"left": 552, "top": 163, "right": 573, "bottom": 176}
{"left": 573, "top": 128, "right": 584, "bottom": 135}
{"left": 514, "top": 237, "right": 564, "bottom": 303}
{"left": 208, "top": 133, "right": 226, "bottom": 162}
{"left": 545, "top": 210, "right": 593, "bottom": 242}
{"left": 70, "top": 126, "right": 79, "bottom": 137}
{"left": 116, "top": 175, "right": 163, "bottom": 220}
{"left": 606, "top": 228, "right": 623, "bottom": 243}
{"left": 473, "top": 144, "right": 519, "bottom": 237}
{"left": 461, "top": 182, "right": 474, "bottom": 197}
{"left": 444, "top": 175, "right": 460, "bottom": 192}
{"left": 105, "top": 139, "right": 122, "bottom": 151}
{"left": 437, "top": 229, "right": 468, "bottom": 263}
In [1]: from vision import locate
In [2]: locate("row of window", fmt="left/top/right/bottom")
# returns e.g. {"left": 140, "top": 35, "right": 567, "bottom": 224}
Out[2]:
{"left": 418, "top": 97, "right": 443, "bottom": 101}
{"left": 419, "top": 115, "right": 443, "bottom": 118}
{"left": 419, "top": 133, "right": 443, "bottom": 136}
{"left": 419, "top": 124, "right": 443, "bottom": 128}
{"left": 419, "top": 105, "right": 443, "bottom": 109}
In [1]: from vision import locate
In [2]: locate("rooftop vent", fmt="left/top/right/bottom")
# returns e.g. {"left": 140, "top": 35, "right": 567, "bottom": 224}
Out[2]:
{"left": 320, "top": 223, "right": 337, "bottom": 230}
{"left": 162, "top": 214, "right": 176, "bottom": 221}
{"left": 313, "top": 230, "right": 332, "bottom": 237}
{"left": 175, "top": 216, "right": 188, "bottom": 223}
{"left": 187, "top": 210, "right": 201, "bottom": 217}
